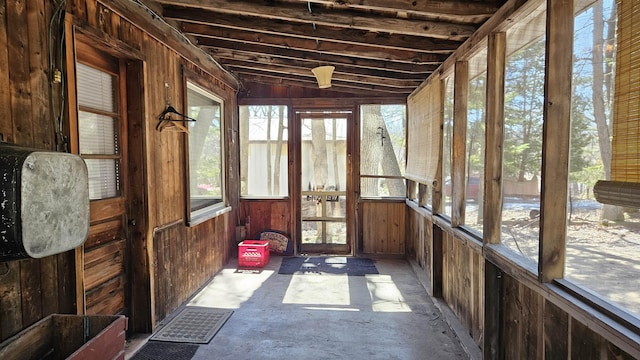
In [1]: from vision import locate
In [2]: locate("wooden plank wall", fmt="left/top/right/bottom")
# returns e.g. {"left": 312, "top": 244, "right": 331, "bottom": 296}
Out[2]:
{"left": 0, "top": 0, "right": 76, "bottom": 342}
{"left": 153, "top": 214, "right": 230, "bottom": 322}
{"left": 361, "top": 201, "right": 405, "bottom": 254}
{"left": 408, "top": 205, "right": 638, "bottom": 359}
{"left": 69, "top": 0, "right": 239, "bottom": 328}
{"left": 0, "top": 0, "right": 238, "bottom": 339}
{"left": 239, "top": 200, "right": 291, "bottom": 240}
{"left": 501, "top": 273, "right": 636, "bottom": 359}
{"left": 442, "top": 230, "right": 484, "bottom": 344}
{"left": 406, "top": 204, "right": 431, "bottom": 271}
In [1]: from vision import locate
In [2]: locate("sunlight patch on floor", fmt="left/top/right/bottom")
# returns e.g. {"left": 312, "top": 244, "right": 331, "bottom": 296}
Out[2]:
{"left": 188, "top": 268, "right": 275, "bottom": 309}
{"left": 283, "top": 274, "right": 351, "bottom": 305}
{"left": 366, "top": 274, "right": 412, "bottom": 312}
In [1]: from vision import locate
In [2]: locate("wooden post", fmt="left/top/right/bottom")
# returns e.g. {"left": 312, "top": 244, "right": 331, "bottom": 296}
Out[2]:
{"left": 539, "top": 0, "right": 573, "bottom": 282}
{"left": 483, "top": 32, "right": 506, "bottom": 245}
{"left": 431, "top": 78, "right": 446, "bottom": 214}
{"left": 452, "top": 61, "right": 468, "bottom": 227}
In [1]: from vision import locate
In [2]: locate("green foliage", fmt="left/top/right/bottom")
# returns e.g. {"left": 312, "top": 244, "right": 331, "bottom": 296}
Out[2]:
{"left": 503, "top": 38, "right": 546, "bottom": 180}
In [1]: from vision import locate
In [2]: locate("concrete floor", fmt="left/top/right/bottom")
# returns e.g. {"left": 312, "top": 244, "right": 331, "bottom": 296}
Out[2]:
{"left": 128, "top": 257, "right": 472, "bottom": 360}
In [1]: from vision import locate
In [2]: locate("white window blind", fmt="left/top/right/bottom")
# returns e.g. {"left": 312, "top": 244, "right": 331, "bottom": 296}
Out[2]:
{"left": 76, "top": 62, "right": 120, "bottom": 200}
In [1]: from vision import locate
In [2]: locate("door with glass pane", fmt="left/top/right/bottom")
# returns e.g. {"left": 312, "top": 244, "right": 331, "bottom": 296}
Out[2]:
{"left": 75, "top": 43, "right": 130, "bottom": 316}
{"left": 299, "top": 112, "right": 350, "bottom": 254}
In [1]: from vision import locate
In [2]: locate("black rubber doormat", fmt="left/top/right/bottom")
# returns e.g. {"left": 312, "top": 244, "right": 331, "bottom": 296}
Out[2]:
{"left": 278, "top": 256, "right": 378, "bottom": 276}
{"left": 150, "top": 306, "right": 233, "bottom": 344}
{"left": 131, "top": 342, "right": 199, "bottom": 360}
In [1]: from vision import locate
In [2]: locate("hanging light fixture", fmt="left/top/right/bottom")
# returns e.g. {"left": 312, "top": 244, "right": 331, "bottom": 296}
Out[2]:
{"left": 311, "top": 65, "right": 335, "bottom": 88}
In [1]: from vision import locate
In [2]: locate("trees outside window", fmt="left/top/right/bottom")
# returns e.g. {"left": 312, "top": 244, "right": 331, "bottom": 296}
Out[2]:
{"left": 360, "top": 104, "right": 406, "bottom": 197}
{"left": 186, "top": 82, "right": 225, "bottom": 223}
{"left": 464, "top": 49, "right": 487, "bottom": 234}
{"left": 566, "top": 0, "right": 640, "bottom": 319}
{"left": 239, "top": 105, "right": 289, "bottom": 197}
{"left": 500, "top": 7, "right": 546, "bottom": 264}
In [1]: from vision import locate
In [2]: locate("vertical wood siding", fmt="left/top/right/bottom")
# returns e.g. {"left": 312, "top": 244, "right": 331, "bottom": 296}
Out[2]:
{"left": 441, "top": 230, "right": 484, "bottom": 344}
{"left": 153, "top": 214, "right": 230, "bottom": 322}
{"left": 0, "top": 0, "right": 238, "bottom": 339}
{"left": 409, "top": 205, "right": 637, "bottom": 359}
{"left": 239, "top": 200, "right": 291, "bottom": 240}
{"left": 0, "top": 0, "right": 75, "bottom": 342}
{"left": 361, "top": 201, "right": 405, "bottom": 254}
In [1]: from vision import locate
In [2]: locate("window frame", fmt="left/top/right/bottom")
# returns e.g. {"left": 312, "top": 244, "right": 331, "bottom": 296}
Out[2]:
{"left": 359, "top": 103, "right": 407, "bottom": 199}
{"left": 184, "top": 79, "right": 229, "bottom": 226}
{"left": 239, "top": 104, "right": 290, "bottom": 199}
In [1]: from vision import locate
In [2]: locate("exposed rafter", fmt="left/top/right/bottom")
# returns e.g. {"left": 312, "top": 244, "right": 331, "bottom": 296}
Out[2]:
{"left": 157, "top": 0, "right": 477, "bottom": 40}
{"left": 149, "top": 0, "right": 505, "bottom": 96}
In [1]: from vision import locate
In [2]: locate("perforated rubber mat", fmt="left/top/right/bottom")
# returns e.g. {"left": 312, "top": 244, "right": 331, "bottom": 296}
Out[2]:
{"left": 131, "top": 342, "right": 198, "bottom": 360}
{"left": 150, "top": 307, "right": 233, "bottom": 344}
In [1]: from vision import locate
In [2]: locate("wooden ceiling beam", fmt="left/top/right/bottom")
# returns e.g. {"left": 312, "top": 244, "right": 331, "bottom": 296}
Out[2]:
{"left": 204, "top": 42, "right": 439, "bottom": 74}
{"left": 194, "top": 34, "right": 448, "bottom": 64}
{"left": 291, "top": 0, "right": 502, "bottom": 23}
{"left": 239, "top": 75, "right": 390, "bottom": 97}
{"left": 234, "top": 69, "right": 412, "bottom": 95}
{"left": 173, "top": 13, "right": 461, "bottom": 54}
{"left": 156, "top": 0, "right": 477, "bottom": 40}
{"left": 217, "top": 56, "right": 430, "bottom": 81}
{"left": 225, "top": 61, "right": 422, "bottom": 89}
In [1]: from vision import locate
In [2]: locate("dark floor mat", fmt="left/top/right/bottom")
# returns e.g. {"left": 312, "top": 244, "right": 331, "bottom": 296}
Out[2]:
{"left": 278, "top": 256, "right": 378, "bottom": 276}
{"left": 131, "top": 341, "right": 198, "bottom": 360}
{"left": 150, "top": 307, "right": 233, "bottom": 344}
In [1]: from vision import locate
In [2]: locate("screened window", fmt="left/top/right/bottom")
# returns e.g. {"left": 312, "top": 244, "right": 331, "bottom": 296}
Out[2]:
{"left": 464, "top": 49, "right": 487, "bottom": 234}
{"left": 360, "top": 104, "right": 406, "bottom": 197}
{"left": 239, "top": 105, "right": 289, "bottom": 197}
{"left": 567, "top": 0, "right": 640, "bottom": 319}
{"left": 76, "top": 62, "right": 121, "bottom": 200}
{"left": 442, "top": 74, "right": 454, "bottom": 217}
{"left": 186, "top": 82, "right": 225, "bottom": 223}
{"left": 501, "top": 4, "right": 546, "bottom": 264}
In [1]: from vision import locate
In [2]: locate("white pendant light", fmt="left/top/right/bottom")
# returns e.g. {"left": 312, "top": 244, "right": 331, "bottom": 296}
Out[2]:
{"left": 311, "top": 65, "right": 335, "bottom": 88}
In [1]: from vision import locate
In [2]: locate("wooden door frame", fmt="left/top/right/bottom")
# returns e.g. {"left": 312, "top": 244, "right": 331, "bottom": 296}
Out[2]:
{"left": 65, "top": 22, "right": 151, "bottom": 332}
{"left": 293, "top": 110, "right": 354, "bottom": 255}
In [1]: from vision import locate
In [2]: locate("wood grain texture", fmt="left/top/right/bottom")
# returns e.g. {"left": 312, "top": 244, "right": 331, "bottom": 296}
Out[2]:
{"left": 483, "top": 31, "right": 505, "bottom": 244}
{"left": 539, "top": 0, "right": 572, "bottom": 282}
{"left": 452, "top": 60, "right": 468, "bottom": 227}
{"left": 362, "top": 201, "right": 405, "bottom": 254}
{"left": 441, "top": 230, "right": 484, "bottom": 344}
{"left": 239, "top": 200, "right": 291, "bottom": 239}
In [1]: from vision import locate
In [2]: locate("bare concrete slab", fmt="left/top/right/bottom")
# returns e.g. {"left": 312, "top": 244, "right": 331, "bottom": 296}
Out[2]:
{"left": 182, "top": 257, "right": 468, "bottom": 360}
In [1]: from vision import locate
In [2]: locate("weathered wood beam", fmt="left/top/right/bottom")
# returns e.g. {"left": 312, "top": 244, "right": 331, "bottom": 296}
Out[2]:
{"left": 539, "top": 0, "right": 573, "bottom": 283}
{"left": 483, "top": 32, "right": 506, "bottom": 245}
{"left": 226, "top": 61, "right": 422, "bottom": 88}
{"left": 219, "top": 57, "right": 430, "bottom": 81}
{"left": 194, "top": 34, "right": 448, "bottom": 64}
{"left": 234, "top": 70, "right": 413, "bottom": 94}
{"left": 297, "top": 0, "right": 502, "bottom": 23}
{"left": 205, "top": 42, "right": 439, "bottom": 73}
{"left": 173, "top": 13, "right": 461, "bottom": 54}
{"left": 156, "top": 0, "right": 476, "bottom": 40}
{"left": 99, "top": 0, "right": 239, "bottom": 88}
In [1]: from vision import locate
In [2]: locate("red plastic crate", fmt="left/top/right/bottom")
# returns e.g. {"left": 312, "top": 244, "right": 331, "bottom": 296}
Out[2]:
{"left": 238, "top": 240, "right": 270, "bottom": 268}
